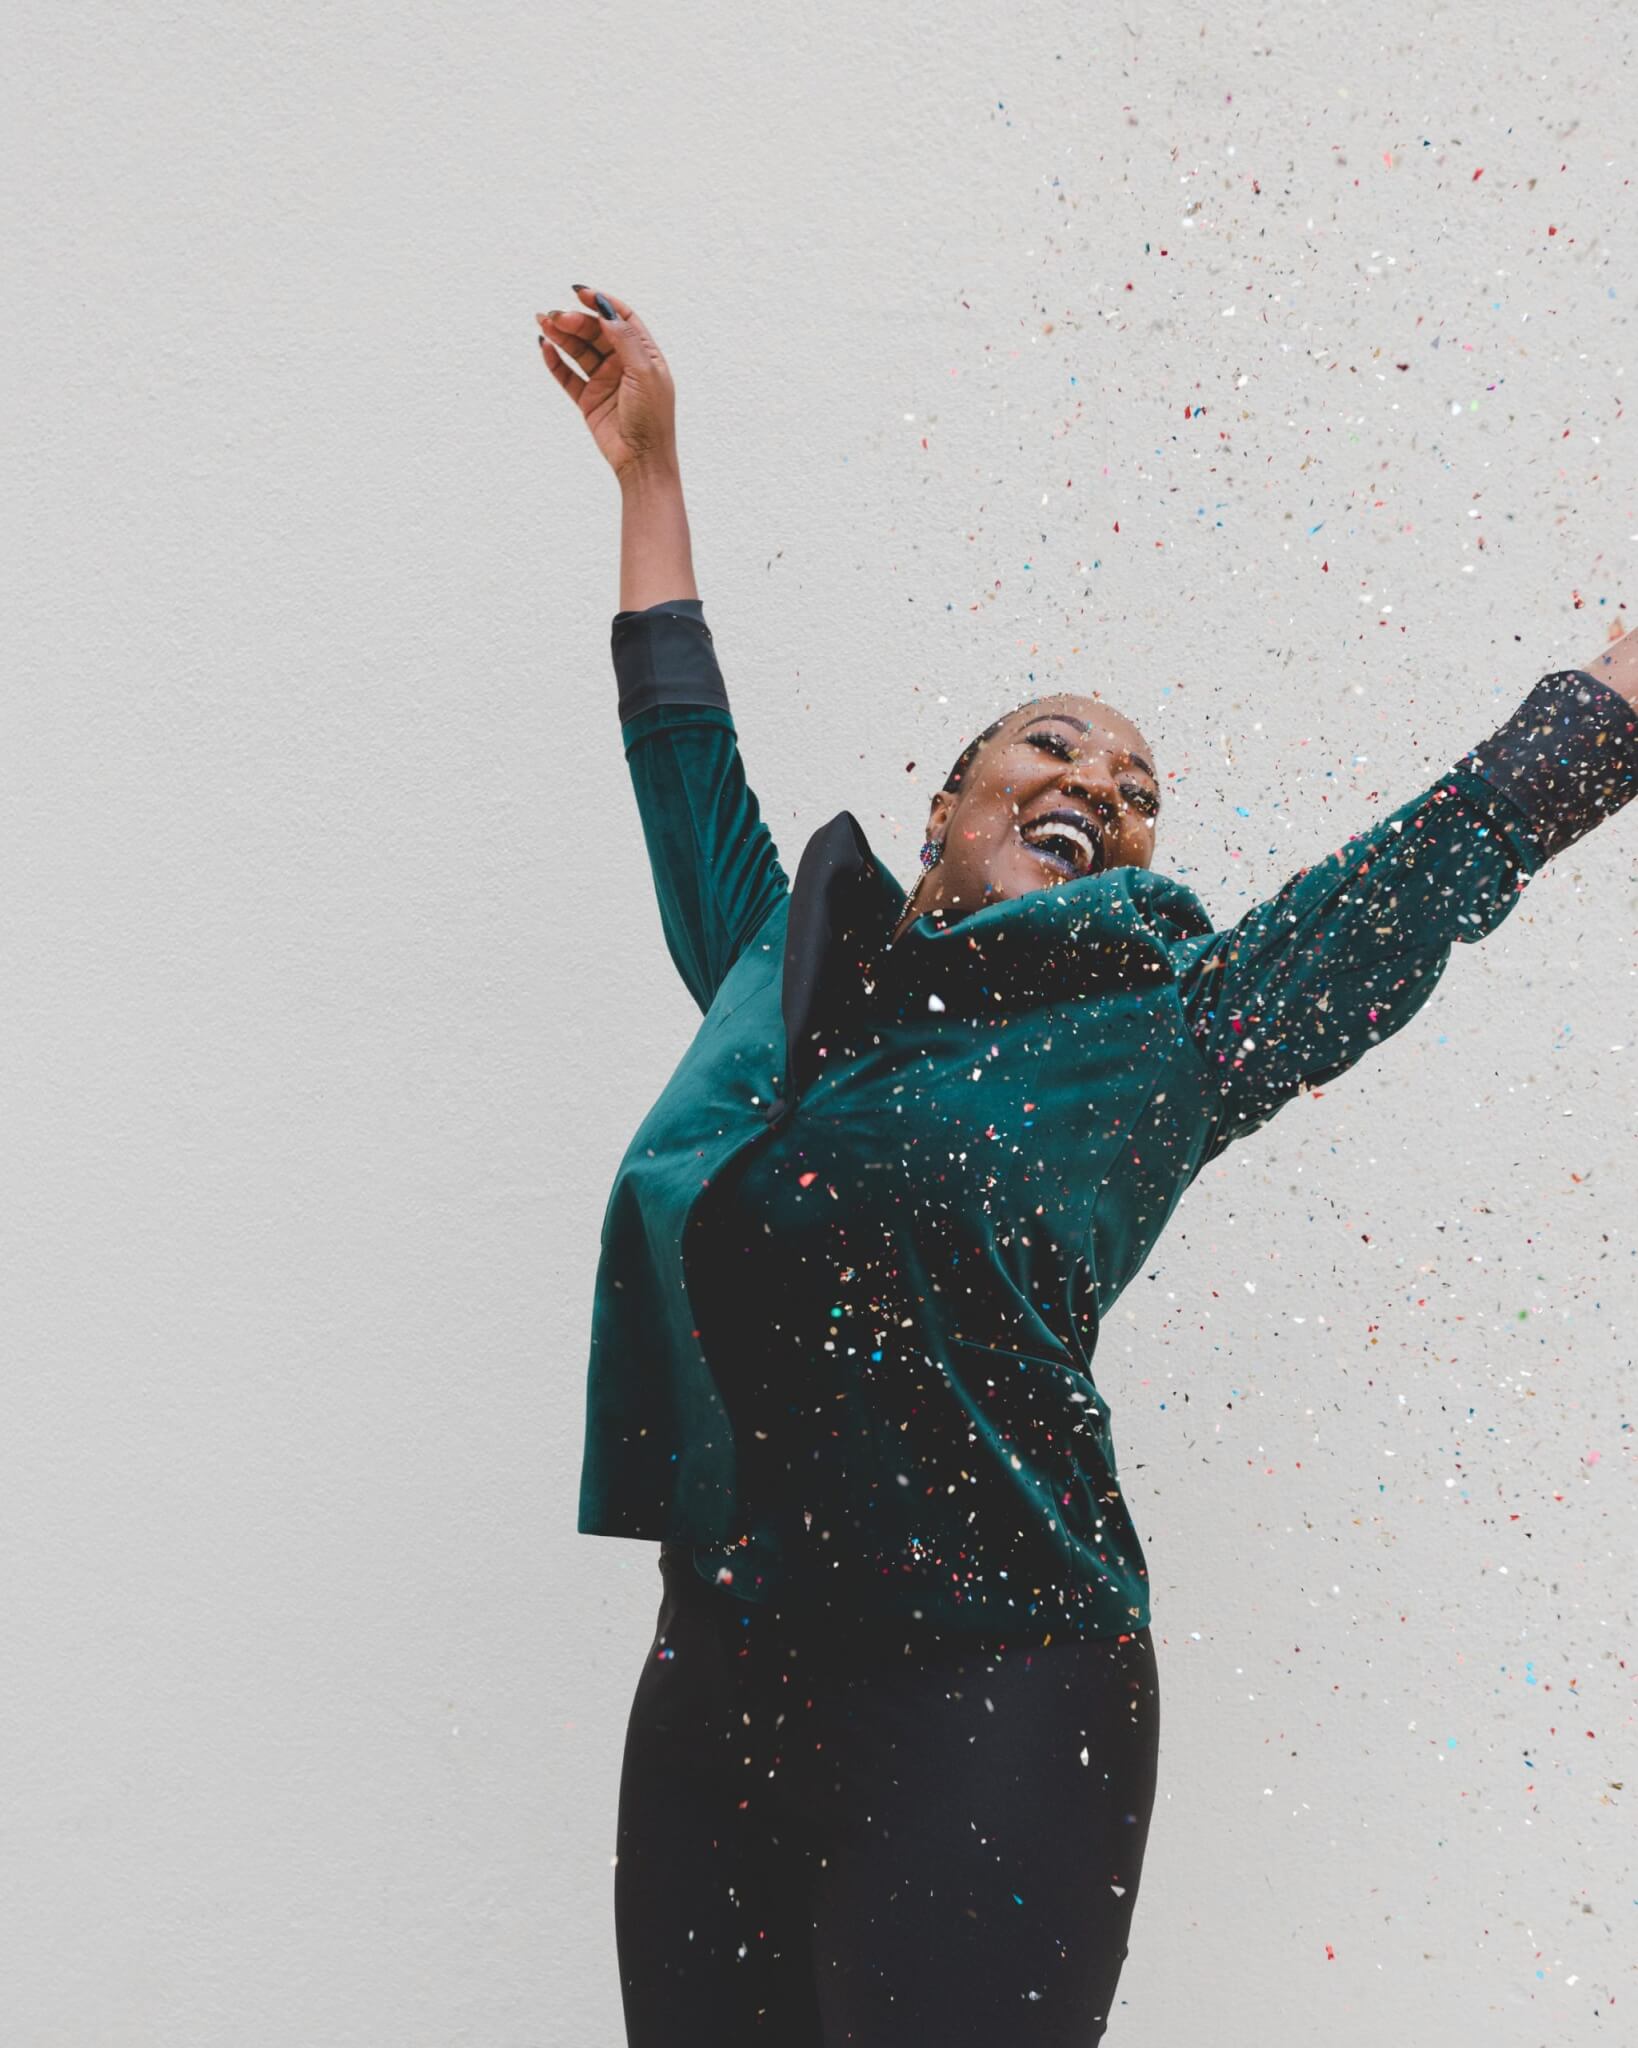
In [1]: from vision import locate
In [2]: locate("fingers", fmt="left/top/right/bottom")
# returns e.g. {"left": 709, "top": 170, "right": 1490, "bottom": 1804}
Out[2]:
{"left": 574, "top": 283, "right": 631, "bottom": 321}
{"left": 537, "top": 310, "right": 604, "bottom": 371}
{"left": 536, "top": 286, "right": 662, "bottom": 401}
{"left": 570, "top": 284, "right": 663, "bottom": 361}
{"left": 537, "top": 332, "right": 588, "bottom": 401}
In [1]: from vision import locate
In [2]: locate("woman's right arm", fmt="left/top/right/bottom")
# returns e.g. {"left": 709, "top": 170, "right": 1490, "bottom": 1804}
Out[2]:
{"left": 612, "top": 467, "right": 789, "bottom": 1012}
{"left": 539, "top": 287, "right": 789, "bottom": 1013}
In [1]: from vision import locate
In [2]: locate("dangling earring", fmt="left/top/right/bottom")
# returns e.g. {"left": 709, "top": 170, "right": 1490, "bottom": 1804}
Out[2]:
{"left": 919, "top": 838, "right": 943, "bottom": 870}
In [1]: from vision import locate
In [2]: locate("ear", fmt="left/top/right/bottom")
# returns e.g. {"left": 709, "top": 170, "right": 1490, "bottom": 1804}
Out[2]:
{"left": 925, "top": 787, "right": 957, "bottom": 840}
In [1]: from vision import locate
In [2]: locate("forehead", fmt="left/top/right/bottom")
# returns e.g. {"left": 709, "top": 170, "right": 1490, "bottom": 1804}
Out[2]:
{"left": 1004, "top": 697, "right": 1153, "bottom": 765}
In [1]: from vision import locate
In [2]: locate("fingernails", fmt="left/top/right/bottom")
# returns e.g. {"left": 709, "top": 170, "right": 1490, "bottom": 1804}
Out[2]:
{"left": 570, "top": 284, "right": 586, "bottom": 292}
{"left": 592, "top": 291, "right": 616, "bottom": 320}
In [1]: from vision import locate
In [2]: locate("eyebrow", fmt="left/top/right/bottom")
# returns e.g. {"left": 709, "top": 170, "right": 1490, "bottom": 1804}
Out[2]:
{"left": 1021, "top": 714, "right": 1158, "bottom": 786}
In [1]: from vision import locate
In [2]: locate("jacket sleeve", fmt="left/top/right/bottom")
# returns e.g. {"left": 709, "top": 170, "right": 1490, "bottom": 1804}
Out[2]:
{"left": 612, "top": 597, "right": 790, "bottom": 1014}
{"left": 1170, "top": 667, "right": 1638, "bottom": 1163}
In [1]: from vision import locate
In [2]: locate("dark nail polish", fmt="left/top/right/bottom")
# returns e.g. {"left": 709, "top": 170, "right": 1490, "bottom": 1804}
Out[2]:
{"left": 570, "top": 283, "right": 586, "bottom": 292}
{"left": 592, "top": 291, "right": 616, "bottom": 320}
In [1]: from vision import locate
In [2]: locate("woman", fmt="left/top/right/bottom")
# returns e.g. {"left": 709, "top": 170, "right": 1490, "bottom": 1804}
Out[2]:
{"left": 538, "top": 286, "right": 1638, "bottom": 2046}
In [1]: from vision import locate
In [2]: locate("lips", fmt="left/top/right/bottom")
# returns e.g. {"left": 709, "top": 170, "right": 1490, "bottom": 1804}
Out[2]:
{"left": 1018, "top": 807, "right": 1102, "bottom": 878}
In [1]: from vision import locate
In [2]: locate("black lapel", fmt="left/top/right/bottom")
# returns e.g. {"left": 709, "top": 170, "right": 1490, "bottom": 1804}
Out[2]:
{"left": 778, "top": 811, "right": 903, "bottom": 1107}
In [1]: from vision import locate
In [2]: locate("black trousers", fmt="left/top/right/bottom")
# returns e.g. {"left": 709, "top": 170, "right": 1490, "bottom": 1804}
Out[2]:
{"left": 613, "top": 1547, "right": 1161, "bottom": 2045}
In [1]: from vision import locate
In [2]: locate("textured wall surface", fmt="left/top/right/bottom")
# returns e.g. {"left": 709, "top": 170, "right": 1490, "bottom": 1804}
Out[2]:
{"left": 6, "top": 2, "right": 1636, "bottom": 2041}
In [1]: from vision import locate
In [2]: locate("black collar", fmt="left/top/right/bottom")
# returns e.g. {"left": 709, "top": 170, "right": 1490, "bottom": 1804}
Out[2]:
{"left": 771, "top": 808, "right": 1206, "bottom": 1118}
{"left": 779, "top": 811, "right": 905, "bottom": 1106}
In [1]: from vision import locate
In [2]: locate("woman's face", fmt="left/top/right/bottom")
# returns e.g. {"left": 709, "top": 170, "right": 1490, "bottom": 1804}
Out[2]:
{"left": 904, "top": 693, "right": 1161, "bottom": 933}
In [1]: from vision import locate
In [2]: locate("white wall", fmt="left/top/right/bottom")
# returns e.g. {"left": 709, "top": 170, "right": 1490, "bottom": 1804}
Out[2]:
{"left": 5, "top": 2, "right": 1634, "bottom": 2041}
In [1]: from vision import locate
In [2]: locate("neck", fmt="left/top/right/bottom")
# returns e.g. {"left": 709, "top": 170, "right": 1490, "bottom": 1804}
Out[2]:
{"left": 891, "top": 876, "right": 931, "bottom": 945}
{"left": 890, "top": 879, "right": 954, "bottom": 949}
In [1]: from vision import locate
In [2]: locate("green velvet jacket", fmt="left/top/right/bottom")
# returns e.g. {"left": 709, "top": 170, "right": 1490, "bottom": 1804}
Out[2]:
{"left": 579, "top": 597, "right": 1637, "bottom": 1640}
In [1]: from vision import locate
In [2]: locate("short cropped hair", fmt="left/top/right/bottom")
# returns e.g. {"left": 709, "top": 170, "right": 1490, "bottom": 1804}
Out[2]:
{"left": 940, "top": 710, "right": 1013, "bottom": 794}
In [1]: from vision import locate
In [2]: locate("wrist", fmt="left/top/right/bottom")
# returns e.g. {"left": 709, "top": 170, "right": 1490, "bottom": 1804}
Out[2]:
{"left": 618, "top": 452, "right": 696, "bottom": 611}
{"left": 617, "top": 450, "right": 683, "bottom": 495}
{"left": 1579, "top": 621, "right": 1638, "bottom": 713}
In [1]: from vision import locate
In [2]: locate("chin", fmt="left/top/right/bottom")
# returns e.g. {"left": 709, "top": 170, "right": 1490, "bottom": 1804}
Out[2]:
{"left": 1011, "top": 850, "right": 1143, "bottom": 897}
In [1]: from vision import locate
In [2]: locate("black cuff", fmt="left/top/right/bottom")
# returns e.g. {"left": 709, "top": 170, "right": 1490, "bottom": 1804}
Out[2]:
{"left": 1455, "top": 668, "right": 1638, "bottom": 863}
{"left": 610, "top": 598, "right": 730, "bottom": 723}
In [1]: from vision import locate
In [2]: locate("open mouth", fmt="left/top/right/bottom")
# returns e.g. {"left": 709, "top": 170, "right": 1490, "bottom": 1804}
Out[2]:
{"left": 1017, "top": 810, "right": 1101, "bottom": 878}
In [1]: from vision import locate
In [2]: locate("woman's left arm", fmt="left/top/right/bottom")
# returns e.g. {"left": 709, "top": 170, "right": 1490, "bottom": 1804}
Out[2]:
{"left": 1171, "top": 636, "right": 1638, "bottom": 1162}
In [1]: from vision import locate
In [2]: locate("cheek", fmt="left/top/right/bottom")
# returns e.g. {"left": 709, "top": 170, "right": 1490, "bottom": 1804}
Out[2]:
{"left": 953, "top": 805, "right": 1018, "bottom": 857}
{"left": 951, "top": 814, "right": 1033, "bottom": 889}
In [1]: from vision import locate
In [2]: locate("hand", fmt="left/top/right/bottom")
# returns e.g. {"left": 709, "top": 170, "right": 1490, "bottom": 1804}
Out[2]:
{"left": 1581, "top": 614, "right": 1638, "bottom": 713}
{"left": 536, "top": 286, "right": 679, "bottom": 482}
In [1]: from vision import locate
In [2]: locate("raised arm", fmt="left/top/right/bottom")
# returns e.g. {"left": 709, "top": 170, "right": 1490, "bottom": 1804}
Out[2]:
{"left": 539, "top": 285, "right": 789, "bottom": 1013}
{"left": 1170, "top": 636, "right": 1638, "bottom": 1164}
{"left": 612, "top": 588, "right": 789, "bottom": 1012}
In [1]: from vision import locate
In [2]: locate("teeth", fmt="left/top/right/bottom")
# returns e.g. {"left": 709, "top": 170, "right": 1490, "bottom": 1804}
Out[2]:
{"left": 1021, "top": 818, "right": 1096, "bottom": 870}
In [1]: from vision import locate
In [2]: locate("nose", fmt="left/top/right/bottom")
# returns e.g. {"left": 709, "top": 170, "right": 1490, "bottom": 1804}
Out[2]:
{"left": 1059, "top": 755, "right": 1125, "bottom": 822}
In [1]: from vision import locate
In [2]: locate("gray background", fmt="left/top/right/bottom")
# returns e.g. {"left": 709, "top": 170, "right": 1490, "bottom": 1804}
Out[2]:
{"left": 5, "top": 1, "right": 1635, "bottom": 2041}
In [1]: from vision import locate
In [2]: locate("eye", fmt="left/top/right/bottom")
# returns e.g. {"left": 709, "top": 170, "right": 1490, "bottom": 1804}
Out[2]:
{"left": 1025, "top": 733, "right": 1160, "bottom": 817}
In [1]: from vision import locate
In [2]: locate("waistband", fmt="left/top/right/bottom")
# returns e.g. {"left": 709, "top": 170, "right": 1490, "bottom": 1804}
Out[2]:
{"left": 654, "top": 1540, "right": 1151, "bottom": 1655}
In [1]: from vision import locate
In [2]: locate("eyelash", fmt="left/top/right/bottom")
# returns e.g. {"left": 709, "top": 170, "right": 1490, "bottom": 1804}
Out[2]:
{"left": 1025, "top": 732, "right": 1160, "bottom": 814}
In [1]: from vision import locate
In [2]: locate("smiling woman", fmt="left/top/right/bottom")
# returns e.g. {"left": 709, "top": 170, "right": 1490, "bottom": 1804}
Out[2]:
{"left": 889, "top": 693, "right": 1165, "bottom": 942}
{"left": 541, "top": 286, "right": 1638, "bottom": 2048}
